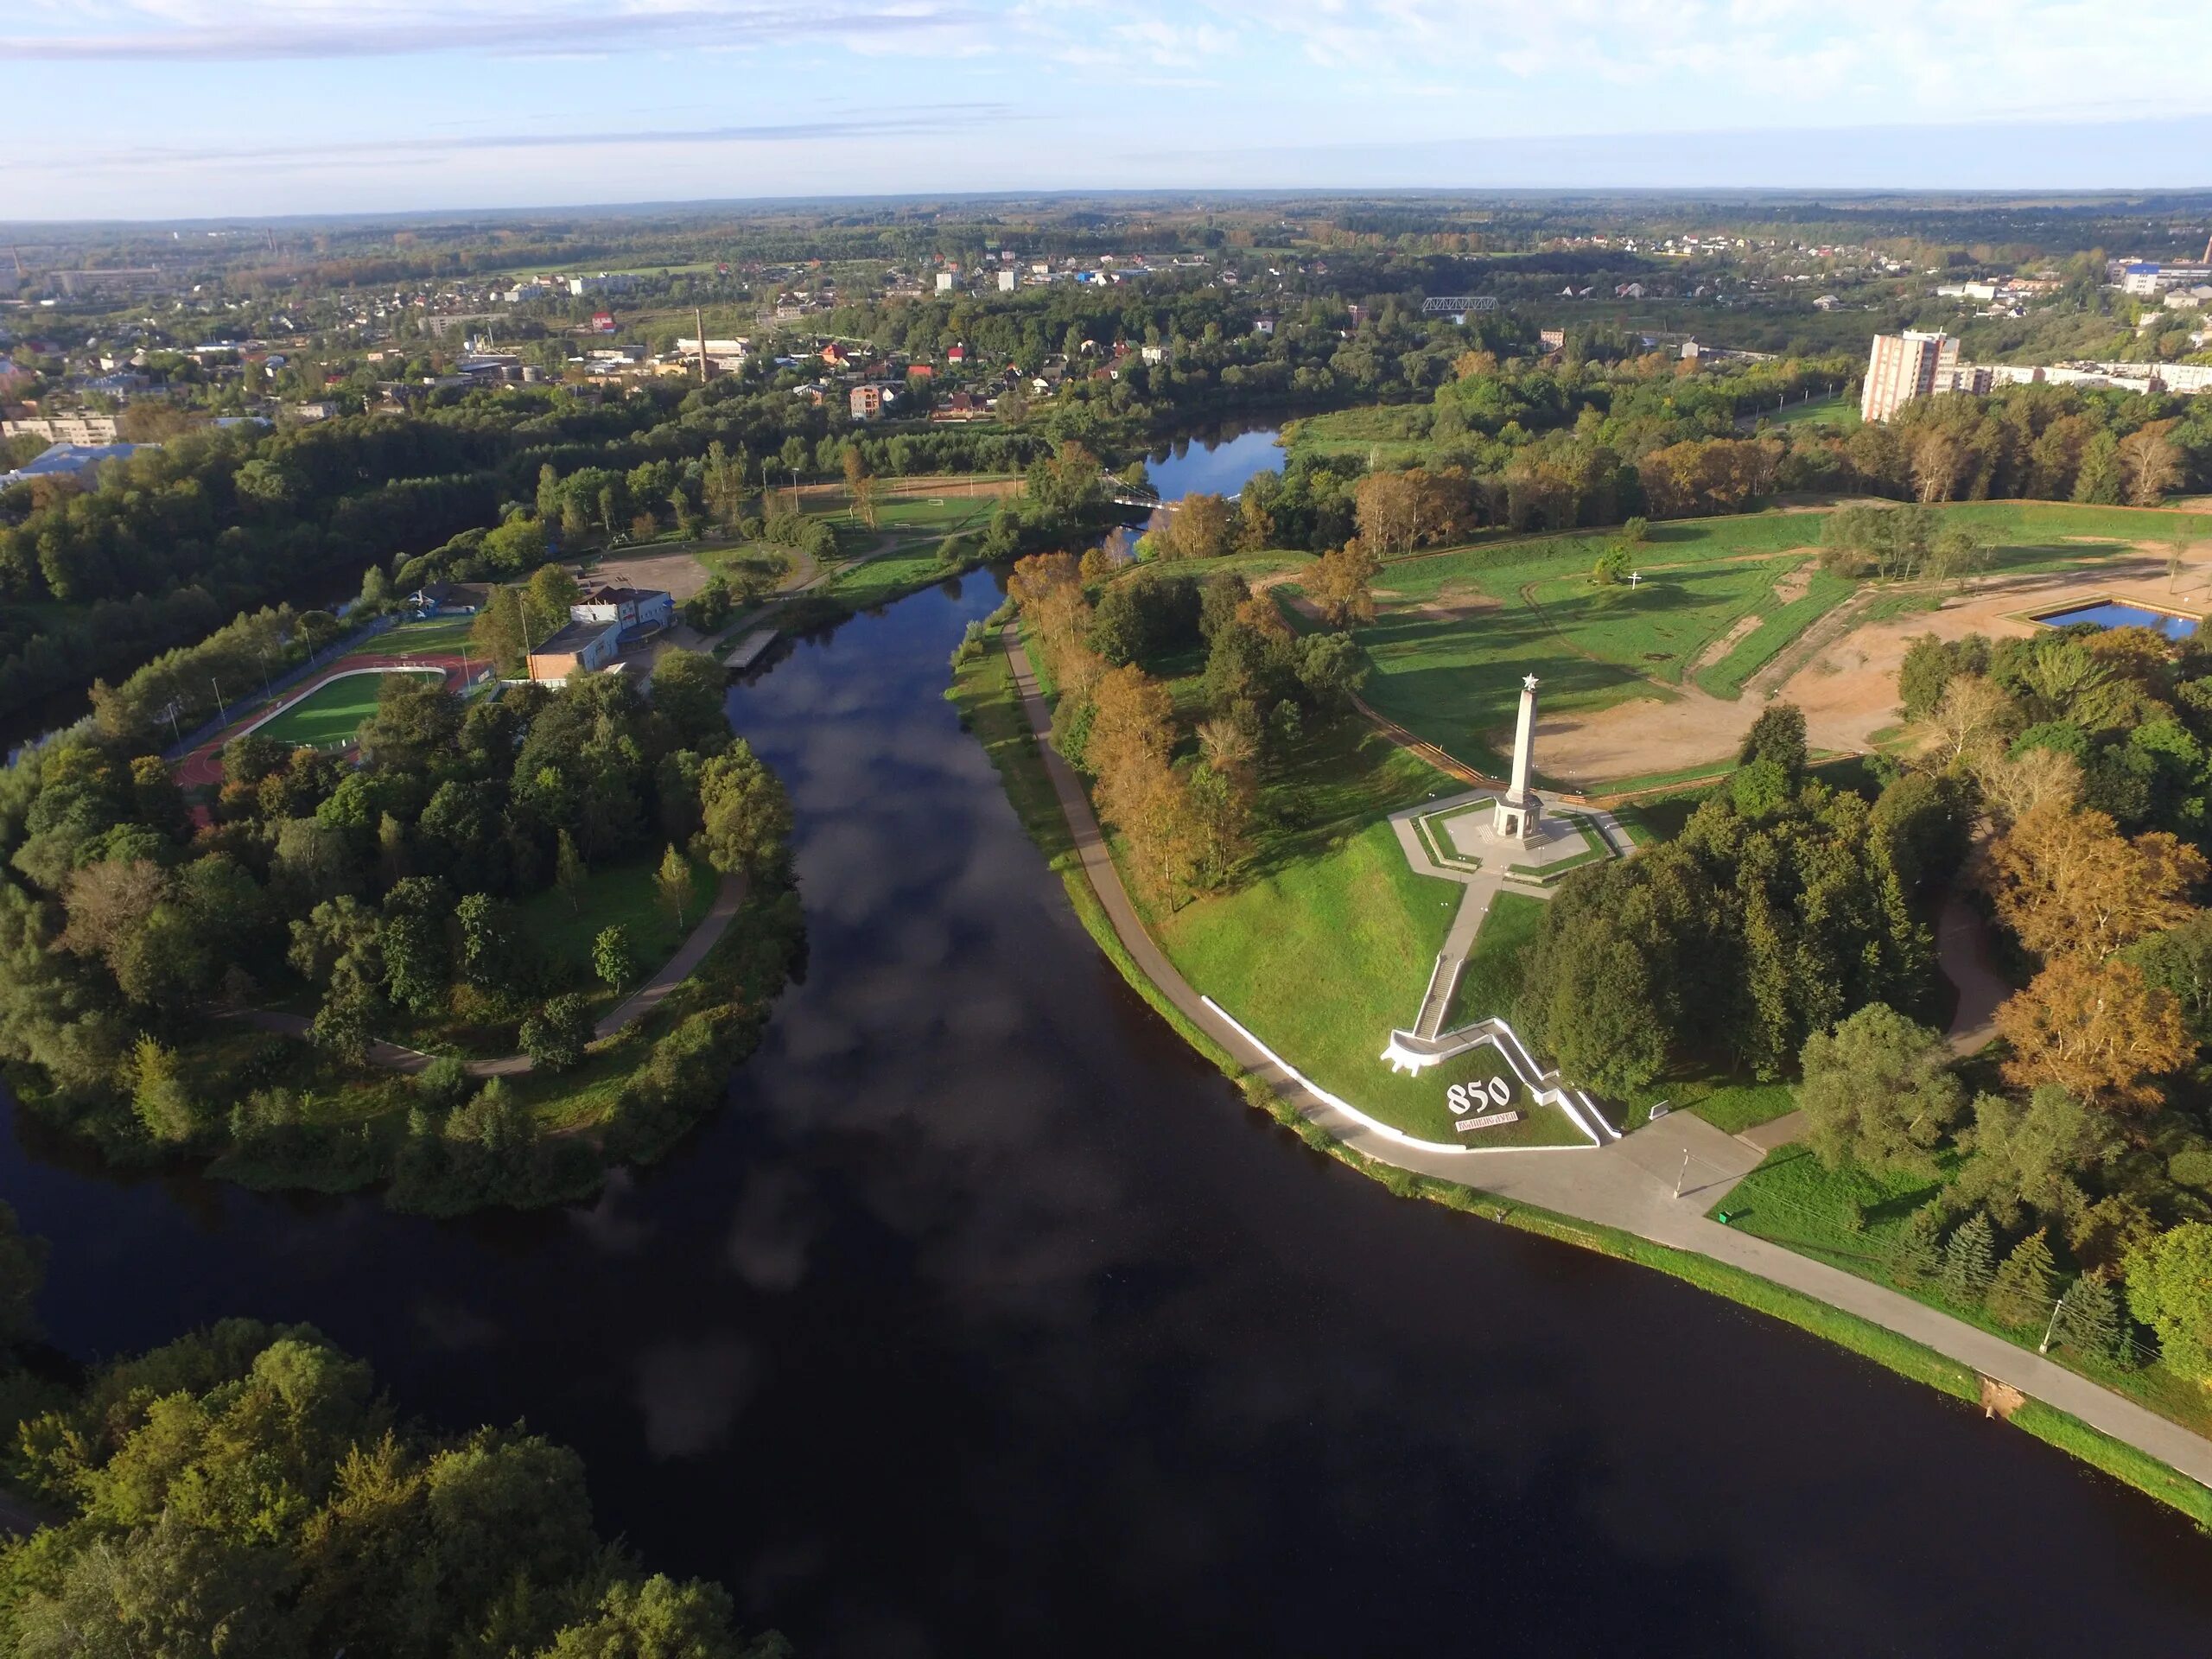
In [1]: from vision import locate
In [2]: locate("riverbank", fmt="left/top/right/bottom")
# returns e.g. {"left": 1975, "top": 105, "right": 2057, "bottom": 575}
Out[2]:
{"left": 952, "top": 623, "right": 2212, "bottom": 1528}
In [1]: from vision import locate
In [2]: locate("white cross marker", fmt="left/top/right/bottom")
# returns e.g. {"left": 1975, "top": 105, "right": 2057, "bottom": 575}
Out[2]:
{"left": 1629, "top": 571, "right": 1642, "bottom": 589}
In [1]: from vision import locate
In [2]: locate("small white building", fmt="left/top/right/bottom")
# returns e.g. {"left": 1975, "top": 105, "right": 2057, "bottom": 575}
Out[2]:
{"left": 569, "top": 585, "right": 672, "bottom": 641}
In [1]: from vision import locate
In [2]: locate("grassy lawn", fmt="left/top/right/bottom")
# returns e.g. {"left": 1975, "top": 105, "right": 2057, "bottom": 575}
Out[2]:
{"left": 827, "top": 549, "right": 963, "bottom": 610}
{"left": 1442, "top": 891, "right": 1545, "bottom": 1028}
{"left": 358, "top": 615, "right": 476, "bottom": 656}
{"left": 1357, "top": 501, "right": 2210, "bottom": 777}
{"left": 696, "top": 542, "right": 791, "bottom": 588}
{"left": 1134, "top": 709, "right": 1592, "bottom": 1142}
{"left": 515, "top": 850, "right": 715, "bottom": 989}
{"left": 1753, "top": 393, "right": 1859, "bottom": 429}
{"left": 1715, "top": 1145, "right": 2212, "bottom": 1440}
{"left": 1281, "top": 404, "right": 1433, "bottom": 462}
{"left": 1693, "top": 565, "right": 1859, "bottom": 697}
{"left": 257, "top": 670, "right": 440, "bottom": 747}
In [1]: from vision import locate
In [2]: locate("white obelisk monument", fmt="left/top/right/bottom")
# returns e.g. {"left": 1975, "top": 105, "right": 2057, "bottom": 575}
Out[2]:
{"left": 1491, "top": 673, "right": 1542, "bottom": 843}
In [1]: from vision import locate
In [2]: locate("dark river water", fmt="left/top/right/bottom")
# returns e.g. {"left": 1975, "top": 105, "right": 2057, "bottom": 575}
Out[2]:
{"left": 8, "top": 575, "right": 2212, "bottom": 1656}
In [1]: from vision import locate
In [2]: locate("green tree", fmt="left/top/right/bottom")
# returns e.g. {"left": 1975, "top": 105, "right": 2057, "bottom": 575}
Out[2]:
{"left": 556, "top": 830, "right": 588, "bottom": 916}
{"left": 130, "top": 1035, "right": 196, "bottom": 1144}
{"left": 455, "top": 893, "right": 520, "bottom": 994}
{"left": 1938, "top": 1211, "right": 1998, "bottom": 1309}
{"left": 593, "top": 925, "right": 638, "bottom": 992}
{"left": 2125, "top": 1222, "right": 2212, "bottom": 1382}
{"left": 1949, "top": 1085, "right": 2118, "bottom": 1231}
{"left": 693, "top": 742, "right": 791, "bottom": 880}
{"left": 1986, "top": 1228, "right": 2058, "bottom": 1328}
{"left": 1887, "top": 1204, "right": 1944, "bottom": 1289}
{"left": 1797, "top": 1004, "right": 1964, "bottom": 1176}
{"left": 654, "top": 846, "right": 695, "bottom": 930}
{"left": 651, "top": 649, "right": 729, "bottom": 753}
{"left": 524, "top": 564, "right": 583, "bottom": 643}
{"left": 543, "top": 1574, "right": 785, "bottom": 1659}
{"left": 380, "top": 912, "right": 448, "bottom": 1015}
{"left": 1737, "top": 700, "right": 1808, "bottom": 778}
{"left": 2052, "top": 1271, "right": 2126, "bottom": 1364}
{"left": 15, "top": 1513, "right": 297, "bottom": 1659}
{"left": 519, "top": 993, "right": 594, "bottom": 1072}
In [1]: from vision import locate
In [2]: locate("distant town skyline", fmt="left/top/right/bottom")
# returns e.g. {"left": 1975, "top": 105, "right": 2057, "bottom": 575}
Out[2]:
{"left": 8, "top": 0, "right": 2212, "bottom": 219}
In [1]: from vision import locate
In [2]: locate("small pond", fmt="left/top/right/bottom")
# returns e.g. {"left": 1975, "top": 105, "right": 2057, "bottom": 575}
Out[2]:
{"left": 2036, "top": 600, "right": 2201, "bottom": 640}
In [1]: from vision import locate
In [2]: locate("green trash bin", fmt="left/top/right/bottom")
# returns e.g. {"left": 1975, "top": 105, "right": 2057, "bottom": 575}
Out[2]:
{"left": 1715, "top": 1209, "right": 1733, "bottom": 1224}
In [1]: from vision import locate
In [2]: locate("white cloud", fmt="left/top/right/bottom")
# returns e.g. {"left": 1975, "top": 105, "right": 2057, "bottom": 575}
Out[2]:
{"left": 3, "top": 0, "right": 980, "bottom": 60}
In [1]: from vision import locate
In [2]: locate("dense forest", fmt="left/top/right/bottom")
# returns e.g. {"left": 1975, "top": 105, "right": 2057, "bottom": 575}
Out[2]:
{"left": 0, "top": 651, "right": 798, "bottom": 1211}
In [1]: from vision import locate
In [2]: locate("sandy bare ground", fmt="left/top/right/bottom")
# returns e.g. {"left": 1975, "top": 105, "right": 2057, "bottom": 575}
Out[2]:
{"left": 1531, "top": 536, "right": 2212, "bottom": 786}
{"left": 589, "top": 546, "right": 717, "bottom": 603}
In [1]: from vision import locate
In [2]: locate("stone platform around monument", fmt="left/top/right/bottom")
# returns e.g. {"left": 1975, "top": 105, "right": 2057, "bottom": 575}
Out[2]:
{"left": 1396, "top": 790, "right": 1626, "bottom": 887}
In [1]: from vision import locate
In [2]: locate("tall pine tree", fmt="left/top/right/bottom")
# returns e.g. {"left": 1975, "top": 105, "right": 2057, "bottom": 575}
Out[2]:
{"left": 2053, "top": 1272, "right": 2125, "bottom": 1363}
{"left": 1888, "top": 1204, "right": 1944, "bottom": 1288}
{"left": 1939, "top": 1211, "right": 1998, "bottom": 1309}
{"left": 1986, "top": 1229, "right": 2058, "bottom": 1328}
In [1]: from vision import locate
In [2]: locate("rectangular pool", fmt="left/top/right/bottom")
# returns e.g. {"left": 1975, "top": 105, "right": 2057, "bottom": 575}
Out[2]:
{"left": 2034, "top": 600, "right": 2201, "bottom": 640}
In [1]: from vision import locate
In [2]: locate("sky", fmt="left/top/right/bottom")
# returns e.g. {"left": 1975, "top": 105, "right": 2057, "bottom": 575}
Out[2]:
{"left": 8, "top": 0, "right": 2212, "bottom": 220}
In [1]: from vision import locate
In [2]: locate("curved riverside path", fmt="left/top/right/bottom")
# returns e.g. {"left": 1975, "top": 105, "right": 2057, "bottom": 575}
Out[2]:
{"left": 1001, "top": 626, "right": 2212, "bottom": 1493}
{"left": 236, "top": 873, "right": 747, "bottom": 1078}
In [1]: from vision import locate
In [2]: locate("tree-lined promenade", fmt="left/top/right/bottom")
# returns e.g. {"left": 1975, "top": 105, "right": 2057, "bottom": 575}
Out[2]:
{"left": 969, "top": 484, "right": 2212, "bottom": 1520}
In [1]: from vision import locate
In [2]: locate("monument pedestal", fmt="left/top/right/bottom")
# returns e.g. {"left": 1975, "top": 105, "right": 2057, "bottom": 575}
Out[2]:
{"left": 1491, "top": 791, "right": 1541, "bottom": 843}
{"left": 1490, "top": 673, "right": 1544, "bottom": 845}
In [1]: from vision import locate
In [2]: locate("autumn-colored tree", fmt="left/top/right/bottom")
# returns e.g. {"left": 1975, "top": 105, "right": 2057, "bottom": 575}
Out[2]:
{"left": 1308, "top": 538, "right": 1382, "bottom": 628}
{"left": 1974, "top": 745, "right": 2081, "bottom": 829}
{"left": 1160, "top": 493, "right": 1235, "bottom": 561}
{"left": 1916, "top": 673, "right": 2018, "bottom": 773}
{"left": 1995, "top": 954, "right": 2193, "bottom": 1113}
{"left": 1982, "top": 801, "right": 2205, "bottom": 963}
{"left": 842, "top": 444, "right": 878, "bottom": 529}
{"left": 2116, "top": 425, "right": 2183, "bottom": 508}
{"left": 1087, "top": 664, "right": 1174, "bottom": 779}
{"left": 1353, "top": 470, "right": 1421, "bottom": 556}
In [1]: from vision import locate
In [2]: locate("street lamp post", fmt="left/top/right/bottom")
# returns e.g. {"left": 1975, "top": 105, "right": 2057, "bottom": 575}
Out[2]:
{"left": 210, "top": 676, "right": 227, "bottom": 723}
{"left": 2039, "top": 1291, "right": 2068, "bottom": 1355}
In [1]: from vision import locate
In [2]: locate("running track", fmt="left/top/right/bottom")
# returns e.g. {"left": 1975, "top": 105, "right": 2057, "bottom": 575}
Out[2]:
{"left": 170, "top": 652, "right": 474, "bottom": 791}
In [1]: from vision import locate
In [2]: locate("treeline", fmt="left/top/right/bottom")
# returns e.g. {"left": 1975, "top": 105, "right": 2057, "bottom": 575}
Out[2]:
{"left": 1008, "top": 550, "right": 1369, "bottom": 905}
{"left": 1516, "top": 709, "right": 1949, "bottom": 1089}
{"left": 0, "top": 1207, "right": 785, "bottom": 1656}
{"left": 1521, "top": 639, "right": 2212, "bottom": 1389}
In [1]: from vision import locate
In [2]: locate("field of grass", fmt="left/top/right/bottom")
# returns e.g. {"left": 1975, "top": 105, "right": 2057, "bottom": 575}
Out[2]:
{"left": 1441, "top": 892, "right": 1546, "bottom": 1029}
{"left": 1717, "top": 1145, "right": 2212, "bottom": 1440}
{"left": 1357, "top": 501, "right": 2209, "bottom": 776}
{"left": 828, "top": 550, "right": 968, "bottom": 610}
{"left": 257, "top": 669, "right": 440, "bottom": 747}
{"left": 363, "top": 614, "right": 476, "bottom": 656}
{"left": 1281, "top": 404, "right": 1433, "bottom": 462}
{"left": 1752, "top": 392, "right": 1859, "bottom": 429}
{"left": 515, "top": 850, "right": 715, "bottom": 997}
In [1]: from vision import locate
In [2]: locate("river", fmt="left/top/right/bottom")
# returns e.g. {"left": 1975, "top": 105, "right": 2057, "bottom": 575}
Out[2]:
{"left": 7, "top": 575, "right": 2212, "bottom": 1655}
{"left": 1141, "top": 416, "right": 1287, "bottom": 501}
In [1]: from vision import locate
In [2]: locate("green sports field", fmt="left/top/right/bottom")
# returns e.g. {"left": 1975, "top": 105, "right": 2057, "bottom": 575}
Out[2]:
{"left": 256, "top": 669, "right": 442, "bottom": 748}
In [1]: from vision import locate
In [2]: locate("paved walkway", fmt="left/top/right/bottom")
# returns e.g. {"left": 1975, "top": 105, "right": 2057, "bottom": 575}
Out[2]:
{"left": 239, "top": 874, "right": 746, "bottom": 1078}
{"left": 1000, "top": 627, "right": 2212, "bottom": 1492}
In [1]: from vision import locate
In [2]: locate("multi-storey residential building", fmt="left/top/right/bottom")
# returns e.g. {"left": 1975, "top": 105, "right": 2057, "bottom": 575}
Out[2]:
{"left": 1860, "top": 331, "right": 1959, "bottom": 423}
